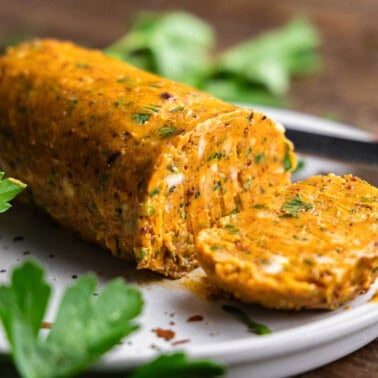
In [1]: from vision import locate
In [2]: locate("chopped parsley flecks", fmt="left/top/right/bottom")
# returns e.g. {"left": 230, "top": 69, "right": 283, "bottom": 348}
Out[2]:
{"left": 143, "top": 204, "right": 155, "bottom": 216}
{"left": 169, "top": 106, "right": 185, "bottom": 113}
{"left": 207, "top": 152, "right": 225, "bottom": 162}
{"left": 222, "top": 304, "right": 271, "bottom": 335}
{"left": 224, "top": 224, "right": 239, "bottom": 235}
{"left": 254, "top": 153, "right": 266, "bottom": 164}
{"left": 114, "top": 98, "right": 131, "bottom": 109}
{"left": 283, "top": 148, "right": 293, "bottom": 171}
{"left": 229, "top": 208, "right": 239, "bottom": 215}
{"left": 132, "top": 113, "right": 152, "bottom": 125}
{"left": 303, "top": 258, "right": 314, "bottom": 266}
{"left": 135, "top": 248, "right": 149, "bottom": 259}
{"left": 252, "top": 204, "right": 269, "bottom": 209}
{"left": 143, "top": 105, "right": 161, "bottom": 113}
{"left": 167, "top": 165, "right": 179, "bottom": 173}
{"left": 157, "top": 126, "right": 180, "bottom": 138}
{"left": 281, "top": 194, "right": 313, "bottom": 218}
{"left": 76, "top": 63, "right": 89, "bottom": 69}
{"left": 149, "top": 187, "right": 161, "bottom": 197}
{"left": 116, "top": 77, "right": 130, "bottom": 83}
{"left": 213, "top": 181, "right": 222, "bottom": 191}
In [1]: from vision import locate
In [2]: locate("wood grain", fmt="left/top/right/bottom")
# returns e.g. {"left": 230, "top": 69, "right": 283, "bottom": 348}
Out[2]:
{"left": 0, "top": 1, "right": 376, "bottom": 376}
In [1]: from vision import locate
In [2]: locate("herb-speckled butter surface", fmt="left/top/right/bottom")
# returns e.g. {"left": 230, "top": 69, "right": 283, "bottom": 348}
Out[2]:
{"left": 0, "top": 39, "right": 295, "bottom": 277}
{"left": 196, "top": 174, "right": 378, "bottom": 309}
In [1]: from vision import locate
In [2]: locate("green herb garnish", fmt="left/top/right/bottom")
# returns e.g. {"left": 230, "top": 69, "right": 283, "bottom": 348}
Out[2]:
{"left": 213, "top": 17, "right": 320, "bottom": 97}
{"left": 143, "top": 105, "right": 161, "bottom": 113}
{"left": 0, "top": 261, "right": 225, "bottom": 377}
{"left": 149, "top": 187, "right": 161, "bottom": 197}
{"left": 207, "top": 152, "right": 225, "bottom": 161}
{"left": 0, "top": 172, "right": 26, "bottom": 213}
{"left": 167, "top": 165, "right": 179, "bottom": 173}
{"left": 143, "top": 204, "right": 155, "bottom": 216}
{"left": 213, "top": 181, "right": 222, "bottom": 191}
{"left": 283, "top": 145, "right": 293, "bottom": 171}
{"left": 169, "top": 106, "right": 185, "bottom": 113}
{"left": 130, "top": 352, "right": 225, "bottom": 378}
{"left": 0, "top": 261, "right": 143, "bottom": 378}
{"left": 252, "top": 204, "right": 269, "bottom": 209}
{"left": 157, "top": 126, "right": 180, "bottom": 138}
{"left": 105, "top": 12, "right": 320, "bottom": 105}
{"left": 254, "top": 153, "right": 266, "bottom": 164}
{"left": 281, "top": 194, "right": 313, "bottom": 218}
{"left": 135, "top": 248, "right": 150, "bottom": 260}
{"left": 105, "top": 12, "right": 214, "bottom": 87}
{"left": 75, "top": 63, "right": 89, "bottom": 69}
{"left": 224, "top": 224, "right": 239, "bottom": 235}
{"left": 222, "top": 304, "right": 271, "bottom": 335}
{"left": 133, "top": 113, "right": 152, "bottom": 125}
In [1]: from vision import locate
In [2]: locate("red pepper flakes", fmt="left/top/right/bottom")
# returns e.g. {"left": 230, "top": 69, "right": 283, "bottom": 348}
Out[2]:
{"left": 172, "top": 338, "right": 191, "bottom": 346}
{"left": 155, "top": 327, "right": 175, "bottom": 341}
{"left": 187, "top": 314, "right": 204, "bottom": 322}
{"left": 41, "top": 321, "right": 53, "bottom": 329}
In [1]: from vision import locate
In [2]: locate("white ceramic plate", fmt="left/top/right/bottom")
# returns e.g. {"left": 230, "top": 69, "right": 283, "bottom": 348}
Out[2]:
{"left": 0, "top": 107, "right": 377, "bottom": 378}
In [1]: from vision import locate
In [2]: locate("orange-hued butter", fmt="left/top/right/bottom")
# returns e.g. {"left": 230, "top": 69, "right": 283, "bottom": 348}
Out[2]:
{"left": 0, "top": 40, "right": 295, "bottom": 277}
{"left": 196, "top": 174, "right": 378, "bottom": 309}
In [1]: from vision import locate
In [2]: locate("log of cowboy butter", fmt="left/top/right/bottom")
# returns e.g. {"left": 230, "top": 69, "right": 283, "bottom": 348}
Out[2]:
{"left": 0, "top": 39, "right": 296, "bottom": 277}
{"left": 196, "top": 174, "right": 378, "bottom": 309}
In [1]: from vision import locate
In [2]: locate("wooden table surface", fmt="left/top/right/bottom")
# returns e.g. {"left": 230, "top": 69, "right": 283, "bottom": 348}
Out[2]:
{"left": 0, "top": 1, "right": 376, "bottom": 377}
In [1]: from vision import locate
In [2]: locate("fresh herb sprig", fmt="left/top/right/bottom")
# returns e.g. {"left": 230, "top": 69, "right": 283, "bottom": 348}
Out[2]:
{"left": 105, "top": 12, "right": 320, "bottom": 105}
{"left": 280, "top": 194, "right": 313, "bottom": 218}
{"left": 0, "top": 261, "right": 143, "bottom": 378}
{"left": 105, "top": 11, "right": 214, "bottom": 87}
{"left": 0, "top": 172, "right": 26, "bottom": 213}
{"left": 0, "top": 261, "right": 225, "bottom": 377}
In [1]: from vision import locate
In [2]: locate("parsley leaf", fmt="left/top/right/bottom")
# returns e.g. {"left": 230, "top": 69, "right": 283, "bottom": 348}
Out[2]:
{"left": 105, "top": 13, "right": 320, "bottom": 105}
{"left": 214, "top": 18, "right": 320, "bottom": 97}
{"left": 0, "top": 172, "right": 26, "bottom": 213}
{"left": 222, "top": 304, "right": 271, "bottom": 335}
{"left": 283, "top": 148, "right": 294, "bottom": 171}
{"left": 133, "top": 113, "right": 152, "bottom": 125}
{"left": 156, "top": 126, "right": 180, "bottom": 138}
{"left": 281, "top": 194, "right": 313, "bottom": 218}
{"left": 224, "top": 224, "right": 239, "bottom": 235}
{"left": 105, "top": 11, "right": 214, "bottom": 87}
{"left": 0, "top": 261, "right": 143, "bottom": 378}
{"left": 130, "top": 352, "right": 225, "bottom": 378}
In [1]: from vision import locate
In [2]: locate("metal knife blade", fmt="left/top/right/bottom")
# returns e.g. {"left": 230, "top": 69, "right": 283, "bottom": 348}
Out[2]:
{"left": 284, "top": 128, "right": 378, "bottom": 167}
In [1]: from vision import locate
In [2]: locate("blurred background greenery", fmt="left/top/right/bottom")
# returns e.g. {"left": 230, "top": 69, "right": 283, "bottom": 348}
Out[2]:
{"left": 0, "top": 0, "right": 376, "bottom": 133}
